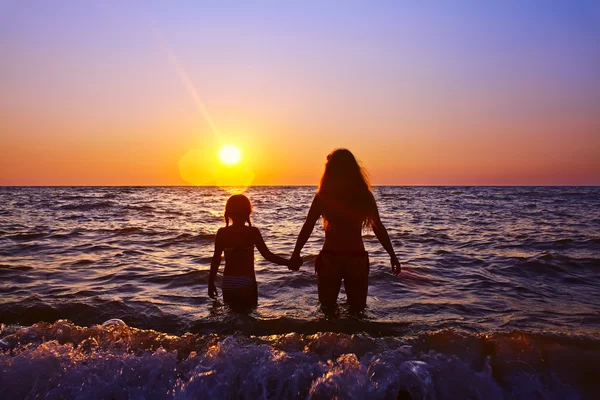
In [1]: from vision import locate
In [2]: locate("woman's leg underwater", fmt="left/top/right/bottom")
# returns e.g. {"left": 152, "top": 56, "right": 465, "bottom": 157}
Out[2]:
{"left": 343, "top": 254, "right": 369, "bottom": 311}
{"left": 316, "top": 254, "right": 343, "bottom": 309}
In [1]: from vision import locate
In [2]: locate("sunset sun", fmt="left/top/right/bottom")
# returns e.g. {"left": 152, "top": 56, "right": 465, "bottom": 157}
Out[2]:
{"left": 218, "top": 145, "right": 242, "bottom": 166}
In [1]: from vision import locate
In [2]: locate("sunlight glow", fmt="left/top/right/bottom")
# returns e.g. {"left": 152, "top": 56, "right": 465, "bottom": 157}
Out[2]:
{"left": 219, "top": 145, "right": 242, "bottom": 165}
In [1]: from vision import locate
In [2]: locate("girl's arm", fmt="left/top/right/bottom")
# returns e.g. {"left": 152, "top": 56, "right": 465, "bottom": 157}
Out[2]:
{"left": 208, "top": 229, "right": 224, "bottom": 298}
{"left": 253, "top": 228, "right": 290, "bottom": 266}
{"left": 290, "top": 195, "right": 321, "bottom": 270}
{"left": 369, "top": 193, "right": 401, "bottom": 275}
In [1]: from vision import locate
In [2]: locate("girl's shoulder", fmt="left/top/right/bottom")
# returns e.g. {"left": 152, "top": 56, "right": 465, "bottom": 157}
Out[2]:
{"left": 217, "top": 225, "right": 257, "bottom": 247}
{"left": 218, "top": 225, "right": 257, "bottom": 235}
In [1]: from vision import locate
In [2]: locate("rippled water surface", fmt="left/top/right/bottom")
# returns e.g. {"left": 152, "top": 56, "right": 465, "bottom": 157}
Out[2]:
{"left": 1, "top": 186, "right": 599, "bottom": 399}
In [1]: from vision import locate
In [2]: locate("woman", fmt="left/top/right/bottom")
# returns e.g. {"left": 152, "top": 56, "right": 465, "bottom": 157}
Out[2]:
{"left": 290, "top": 148, "right": 401, "bottom": 311}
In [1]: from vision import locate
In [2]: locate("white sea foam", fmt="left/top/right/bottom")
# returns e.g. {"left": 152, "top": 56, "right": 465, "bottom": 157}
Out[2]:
{"left": 0, "top": 320, "right": 597, "bottom": 399}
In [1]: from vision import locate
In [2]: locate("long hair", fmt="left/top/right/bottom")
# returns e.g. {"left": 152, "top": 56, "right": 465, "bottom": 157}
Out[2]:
{"left": 317, "top": 148, "right": 373, "bottom": 229}
{"left": 224, "top": 194, "right": 252, "bottom": 226}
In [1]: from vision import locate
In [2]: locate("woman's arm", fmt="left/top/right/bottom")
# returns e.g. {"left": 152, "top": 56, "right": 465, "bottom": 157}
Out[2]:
{"left": 208, "top": 229, "right": 224, "bottom": 298}
{"left": 290, "top": 195, "right": 321, "bottom": 270}
{"left": 253, "top": 228, "right": 290, "bottom": 266}
{"left": 370, "top": 194, "right": 401, "bottom": 275}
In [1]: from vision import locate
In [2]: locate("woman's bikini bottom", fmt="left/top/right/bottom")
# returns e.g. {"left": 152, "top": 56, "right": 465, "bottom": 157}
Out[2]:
{"left": 314, "top": 249, "right": 369, "bottom": 276}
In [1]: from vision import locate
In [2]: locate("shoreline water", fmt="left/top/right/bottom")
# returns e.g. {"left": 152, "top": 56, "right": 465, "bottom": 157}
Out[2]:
{"left": 1, "top": 319, "right": 599, "bottom": 399}
{"left": 1, "top": 186, "right": 599, "bottom": 398}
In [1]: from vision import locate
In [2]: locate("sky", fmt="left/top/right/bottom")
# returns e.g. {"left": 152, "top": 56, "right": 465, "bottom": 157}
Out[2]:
{"left": 1, "top": 0, "right": 599, "bottom": 185}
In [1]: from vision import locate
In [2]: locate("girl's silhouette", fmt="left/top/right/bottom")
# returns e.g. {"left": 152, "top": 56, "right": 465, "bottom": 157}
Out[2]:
{"left": 208, "top": 194, "right": 291, "bottom": 309}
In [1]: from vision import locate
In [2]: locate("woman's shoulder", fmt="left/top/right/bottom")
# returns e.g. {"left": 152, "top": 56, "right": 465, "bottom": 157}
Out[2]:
{"left": 312, "top": 193, "right": 323, "bottom": 207}
{"left": 367, "top": 190, "right": 376, "bottom": 202}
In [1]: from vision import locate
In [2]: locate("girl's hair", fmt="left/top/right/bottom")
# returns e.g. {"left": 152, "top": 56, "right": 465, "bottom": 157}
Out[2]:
{"left": 224, "top": 194, "right": 252, "bottom": 226}
{"left": 317, "top": 148, "right": 373, "bottom": 229}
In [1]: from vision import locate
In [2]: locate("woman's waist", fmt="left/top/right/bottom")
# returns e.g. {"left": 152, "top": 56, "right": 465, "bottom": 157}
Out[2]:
{"left": 322, "top": 239, "right": 366, "bottom": 254}
{"left": 319, "top": 248, "right": 368, "bottom": 257}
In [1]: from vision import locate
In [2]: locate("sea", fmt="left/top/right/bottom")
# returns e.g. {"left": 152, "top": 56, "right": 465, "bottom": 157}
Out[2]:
{"left": 1, "top": 186, "right": 599, "bottom": 399}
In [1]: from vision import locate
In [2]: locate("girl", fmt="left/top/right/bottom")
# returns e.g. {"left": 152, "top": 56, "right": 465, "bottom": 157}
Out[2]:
{"left": 290, "top": 148, "right": 401, "bottom": 311}
{"left": 208, "top": 194, "right": 291, "bottom": 309}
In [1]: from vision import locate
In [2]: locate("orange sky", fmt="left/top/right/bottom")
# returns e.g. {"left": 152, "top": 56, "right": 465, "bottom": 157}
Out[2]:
{"left": 1, "top": 2, "right": 599, "bottom": 186}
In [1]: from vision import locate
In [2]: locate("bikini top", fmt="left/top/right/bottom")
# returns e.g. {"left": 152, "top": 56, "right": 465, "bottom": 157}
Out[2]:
{"left": 224, "top": 245, "right": 254, "bottom": 254}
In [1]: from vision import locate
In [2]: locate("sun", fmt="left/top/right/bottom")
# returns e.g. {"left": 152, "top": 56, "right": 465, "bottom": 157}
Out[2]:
{"left": 218, "top": 144, "right": 242, "bottom": 165}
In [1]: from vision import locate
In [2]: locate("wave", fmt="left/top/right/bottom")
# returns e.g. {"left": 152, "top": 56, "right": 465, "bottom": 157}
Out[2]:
{"left": 127, "top": 204, "right": 156, "bottom": 213}
{"left": 156, "top": 233, "right": 217, "bottom": 248}
{"left": 4, "top": 232, "right": 48, "bottom": 241}
{"left": 144, "top": 270, "right": 208, "bottom": 288}
{"left": 506, "top": 253, "right": 600, "bottom": 276}
{"left": 99, "top": 227, "right": 165, "bottom": 237}
{"left": 59, "top": 201, "right": 115, "bottom": 211}
{"left": 1, "top": 320, "right": 598, "bottom": 399}
{"left": 0, "top": 264, "right": 33, "bottom": 272}
{"left": 3, "top": 227, "right": 177, "bottom": 242}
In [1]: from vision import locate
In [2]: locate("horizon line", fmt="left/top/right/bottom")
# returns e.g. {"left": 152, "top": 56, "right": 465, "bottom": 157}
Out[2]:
{"left": 1, "top": 184, "right": 599, "bottom": 188}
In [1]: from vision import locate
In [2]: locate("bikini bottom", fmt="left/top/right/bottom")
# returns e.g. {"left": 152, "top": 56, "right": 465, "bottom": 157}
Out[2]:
{"left": 222, "top": 275, "right": 258, "bottom": 309}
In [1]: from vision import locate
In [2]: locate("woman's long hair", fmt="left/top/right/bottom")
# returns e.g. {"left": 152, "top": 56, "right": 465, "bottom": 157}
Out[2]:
{"left": 317, "top": 148, "right": 373, "bottom": 229}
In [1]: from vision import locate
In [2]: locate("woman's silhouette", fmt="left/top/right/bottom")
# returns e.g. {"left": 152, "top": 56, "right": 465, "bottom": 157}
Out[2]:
{"left": 290, "top": 148, "right": 401, "bottom": 311}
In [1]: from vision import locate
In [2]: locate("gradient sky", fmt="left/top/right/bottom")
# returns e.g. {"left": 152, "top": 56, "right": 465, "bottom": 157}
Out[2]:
{"left": 1, "top": 1, "right": 599, "bottom": 185}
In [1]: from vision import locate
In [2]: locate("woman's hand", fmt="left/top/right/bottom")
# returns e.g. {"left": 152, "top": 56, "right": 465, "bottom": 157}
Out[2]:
{"left": 208, "top": 280, "right": 218, "bottom": 298}
{"left": 390, "top": 255, "right": 402, "bottom": 276}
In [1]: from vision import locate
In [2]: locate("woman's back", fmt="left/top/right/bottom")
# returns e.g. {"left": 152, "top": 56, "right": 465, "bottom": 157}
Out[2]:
{"left": 316, "top": 194, "right": 369, "bottom": 252}
{"left": 315, "top": 148, "right": 374, "bottom": 252}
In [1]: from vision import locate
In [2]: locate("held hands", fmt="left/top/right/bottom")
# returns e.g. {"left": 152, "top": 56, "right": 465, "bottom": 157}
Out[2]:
{"left": 288, "top": 253, "right": 303, "bottom": 271}
{"left": 391, "top": 255, "right": 402, "bottom": 276}
{"left": 208, "top": 279, "right": 218, "bottom": 298}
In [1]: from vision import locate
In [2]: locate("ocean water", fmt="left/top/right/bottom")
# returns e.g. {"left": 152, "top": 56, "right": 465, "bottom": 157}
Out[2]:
{"left": 1, "top": 186, "right": 599, "bottom": 399}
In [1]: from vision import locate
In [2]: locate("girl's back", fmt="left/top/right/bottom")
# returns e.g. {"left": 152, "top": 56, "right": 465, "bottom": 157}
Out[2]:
{"left": 218, "top": 225, "right": 256, "bottom": 278}
{"left": 208, "top": 194, "right": 291, "bottom": 310}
